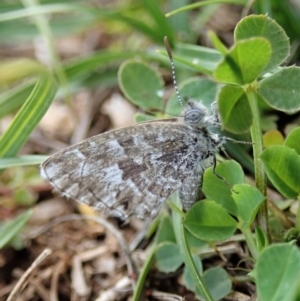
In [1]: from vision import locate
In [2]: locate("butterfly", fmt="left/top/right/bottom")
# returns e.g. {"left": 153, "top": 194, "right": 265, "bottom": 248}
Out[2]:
{"left": 40, "top": 99, "right": 225, "bottom": 220}
{"left": 40, "top": 37, "right": 226, "bottom": 220}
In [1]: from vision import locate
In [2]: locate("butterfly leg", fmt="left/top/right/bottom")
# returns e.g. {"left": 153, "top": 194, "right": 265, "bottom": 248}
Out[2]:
{"left": 212, "top": 155, "right": 232, "bottom": 188}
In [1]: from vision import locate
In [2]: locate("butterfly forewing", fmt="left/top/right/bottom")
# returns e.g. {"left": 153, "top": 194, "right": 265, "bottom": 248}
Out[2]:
{"left": 41, "top": 118, "right": 215, "bottom": 219}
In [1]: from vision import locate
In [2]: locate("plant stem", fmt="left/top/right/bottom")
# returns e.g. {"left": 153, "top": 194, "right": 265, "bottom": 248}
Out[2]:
{"left": 172, "top": 194, "right": 215, "bottom": 301}
{"left": 242, "top": 227, "right": 259, "bottom": 261}
{"left": 246, "top": 88, "right": 269, "bottom": 238}
{"left": 296, "top": 197, "right": 300, "bottom": 230}
{"left": 132, "top": 245, "right": 156, "bottom": 301}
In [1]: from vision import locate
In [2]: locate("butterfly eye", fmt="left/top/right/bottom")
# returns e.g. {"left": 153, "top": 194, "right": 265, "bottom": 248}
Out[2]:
{"left": 184, "top": 109, "right": 205, "bottom": 124}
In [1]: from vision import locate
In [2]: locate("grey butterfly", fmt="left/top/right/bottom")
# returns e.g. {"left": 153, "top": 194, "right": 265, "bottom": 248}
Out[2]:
{"left": 40, "top": 100, "right": 224, "bottom": 220}
{"left": 40, "top": 37, "right": 226, "bottom": 220}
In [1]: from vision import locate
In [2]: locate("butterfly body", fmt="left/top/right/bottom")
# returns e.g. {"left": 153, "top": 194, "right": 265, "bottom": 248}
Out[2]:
{"left": 40, "top": 101, "right": 224, "bottom": 220}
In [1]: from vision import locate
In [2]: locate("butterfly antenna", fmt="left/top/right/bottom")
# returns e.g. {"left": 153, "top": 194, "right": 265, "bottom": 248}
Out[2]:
{"left": 164, "top": 36, "right": 183, "bottom": 107}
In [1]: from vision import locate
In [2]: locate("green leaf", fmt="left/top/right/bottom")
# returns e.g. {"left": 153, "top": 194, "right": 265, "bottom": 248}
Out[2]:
{"left": 260, "top": 145, "right": 300, "bottom": 198}
{"left": 202, "top": 160, "right": 244, "bottom": 216}
{"left": 0, "top": 210, "right": 33, "bottom": 249}
{"left": 0, "top": 75, "right": 57, "bottom": 157}
{"left": 108, "top": 11, "right": 166, "bottom": 45}
{"left": 0, "top": 80, "right": 35, "bottom": 118}
{"left": 0, "top": 13, "right": 96, "bottom": 43}
{"left": 218, "top": 85, "right": 252, "bottom": 133}
{"left": 208, "top": 30, "right": 228, "bottom": 55}
{"left": 224, "top": 135, "right": 254, "bottom": 173}
{"left": 0, "top": 3, "right": 90, "bottom": 23}
{"left": 234, "top": 15, "right": 290, "bottom": 72}
{"left": 142, "top": 0, "right": 175, "bottom": 44}
{"left": 159, "top": 43, "right": 222, "bottom": 76}
{"left": 197, "top": 267, "right": 232, "bottom": 301}
{"left": 258, "top": 66, "right": 300, "bottom": 113}
{"left": 184, "top": 200, "right": 237, "bottom": 241}
{"left": 65, "top": 51, "right": 137, "bottom": 80}
{"left": 118, "top": 60, "right": 164, "bottom": 110}
{"left": 283, "top": 228, "right": 300, "bottom": 243}
{"left": 285, "top": 127, "right": 300, "bottom": 156}
{"left": 256, "top": 244, "right": 300, "bottom": 301}
{"left": 165, "top": 0, "right": 247, "bottom": 18}
{"left": 232, "top": 184, "right": 265, "bottom": 229}
{"left": 166, "top": 77, "right": 219, "bottom": 115}
{"left": 263, "top": 130, "right": 285, "bottom": 148}
{"left": 0, "top": 59, "right": 48, "bottom": 85}
{"left": 255, "top": 225, "right": 269, "bottom": 253}
{"left": 0, "top": 155, "right": 48, "bottom": 168}
{"left": 185, "top": 229, "right": 207, "bottom": 249}
{"left": 176, "top": 42, "right": 222, "bottom": 73}
{"left": 214, "top": 37, "right": 272, "bottom": 85}
{"left": 155, "top": 242, "right": 183, "bottom": 273}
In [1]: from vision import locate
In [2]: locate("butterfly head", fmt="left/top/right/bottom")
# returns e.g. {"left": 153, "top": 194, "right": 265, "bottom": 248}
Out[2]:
{"left": 163, "top": 37, "right": 221, "bottom": 129}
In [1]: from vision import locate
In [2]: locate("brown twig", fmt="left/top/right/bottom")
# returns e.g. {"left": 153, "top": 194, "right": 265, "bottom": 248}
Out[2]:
{"left": 151, "top": 290, "right": 186, "bottom": 300}
{"left": 50, "top": 260, "right": 66, "bottom": 301}
{"left": 6, "top": 248, "right": 52, "bottom": 301}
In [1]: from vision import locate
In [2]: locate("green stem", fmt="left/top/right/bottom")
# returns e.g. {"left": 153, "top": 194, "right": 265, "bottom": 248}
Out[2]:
{"left": 242, "top": 227, "right": 259, "bottom": 261}
{"left": 132, "top": 245, "right": 156, "bottom": 301}
{"left": 296, "top": 197, "right": 300, "bottom": 230}
{"left": 247, "top": 88, "right": 269, "bottom": 237}
{"left": 172, "top": 194, "right": 214, "bottom": 301}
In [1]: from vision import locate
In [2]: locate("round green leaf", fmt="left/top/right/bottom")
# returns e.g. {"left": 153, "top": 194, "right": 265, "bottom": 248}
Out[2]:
{"left": 260, "top": 114, "right": 278, "bottom": 132}
{"left": 118, "top": 60, "right": 164, "bottom": 110}
{"left": 232, "top": 184, "right": 265, "bottom": 229}
{"left": 285, "top": 127, "right": 300, "bottom": 156}
{"left": 197, "top": 267, "right": 232, "bottom": 301}
{"left": 263, "top": 130, "right": 285, "bottom": 148}
{"left": 166, "top": 77, "right": 219, "bottom": 115}
{"left": 218, "top": 85, "right": 252, "bottom": 133}
{"left": 184, "top": 200, "right": 237, "bottom": 241}
{"left": 203, "top": 160, "right": 245, "bottom": 216}
{"left": 214, "top": 38, "right": 272, "bottom": 85}
{"left": 155, "top": 242, "right": 183, "bottom": 273}
{"left": 256, "top": 244, "right": 300, "bottom": 301}
{"left": 260, "top": 145, "right": 300, "bottom": 198}
{"left": 258, "top": 66, "right": 300, "bottom": 113}
{"left": 235, "top": 15, "right": 290, "bottom": 72}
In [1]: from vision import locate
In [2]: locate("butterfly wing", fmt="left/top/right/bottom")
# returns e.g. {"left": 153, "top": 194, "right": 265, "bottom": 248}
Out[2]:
{"left": 41, "top": 120, "right": 206, "bottom": 219}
